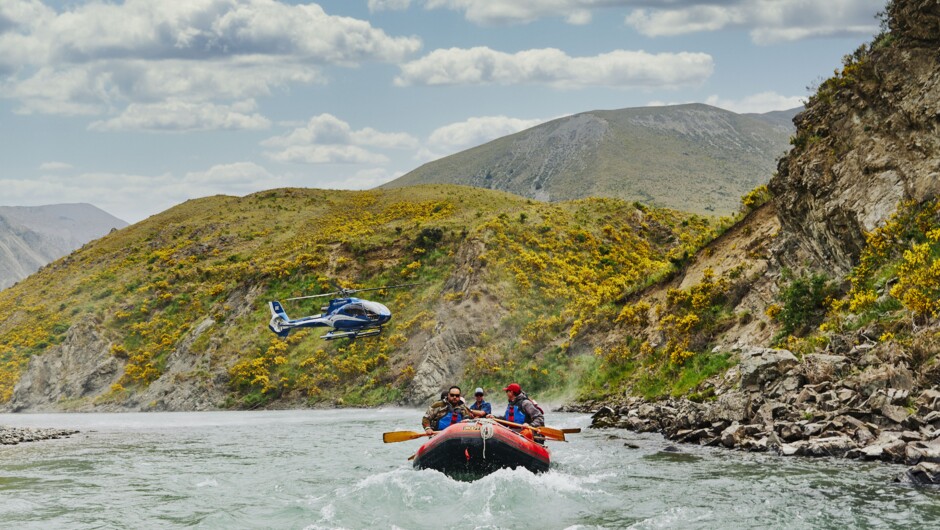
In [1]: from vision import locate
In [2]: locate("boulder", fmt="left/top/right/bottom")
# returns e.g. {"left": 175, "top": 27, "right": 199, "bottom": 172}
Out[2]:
{"left": 738, "top": 348, "right": 799, "bottom": 388}
{"left": 801, "top": 354, "right": 849, "bottom": 384}
{"left": 897, "top": 462, "right": 940, "bottom": 486}
{"left": 882, "top": 404, "right": 912, "bottom": 424}
{"left": 917, "top": 388, "right": 940, "bottom": 413}
{"left": 709, "top": 392, "right": 751, "bottom": 423}
{"left": 779, "top": 435, "right": 856, "bottom": 458}
{"left": 858, "top": 432, "right": 907, "bottom": 462}
{"left": 905, "top": 437, "right": 940, "bottom": 465}
{"left": 591, "top": 406, "right": 619, "bottom": 428}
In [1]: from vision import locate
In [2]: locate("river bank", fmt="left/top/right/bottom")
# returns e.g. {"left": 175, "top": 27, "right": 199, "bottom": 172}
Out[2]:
{"left": 565, "top": 346, "right": 940, "bottom": 487}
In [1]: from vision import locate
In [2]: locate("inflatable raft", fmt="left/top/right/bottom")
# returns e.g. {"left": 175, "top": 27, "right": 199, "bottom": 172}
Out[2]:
{"left": 412, "top": 420, "right": 550, "bottom": 475}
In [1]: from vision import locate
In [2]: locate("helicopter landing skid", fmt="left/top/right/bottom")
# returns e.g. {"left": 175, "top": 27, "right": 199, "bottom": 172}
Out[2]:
{"left": 321, "top": 328, "right": 383, "bottom": 340}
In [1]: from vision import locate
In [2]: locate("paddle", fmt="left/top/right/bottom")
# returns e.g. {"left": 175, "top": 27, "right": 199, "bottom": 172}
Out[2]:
{"left": 490, "top": 418, "right": 567, "bottom": 441}
{"left": 383, "top": 430, "right": 437, "bottom": 443}
{"left": 562, "top": 428, "right": 582, "bottom": 434}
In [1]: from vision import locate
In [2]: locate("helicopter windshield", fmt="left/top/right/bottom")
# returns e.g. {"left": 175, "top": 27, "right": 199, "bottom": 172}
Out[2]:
{"left": 360, "top": 301, "right": 390, "bottom": 319}
{"left": 343, "top": 304, "right": 367, "bottom": 317}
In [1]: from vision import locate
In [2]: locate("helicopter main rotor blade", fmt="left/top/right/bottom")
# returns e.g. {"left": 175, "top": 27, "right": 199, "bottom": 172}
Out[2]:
{"left": 339, "top": 282, "right": 425, "bottom": 295}
{"left": 282, "top": 282, "right": 426, "bottom": 302}
{"left": 284, "top": 291, "right": 341, "bottom": 301}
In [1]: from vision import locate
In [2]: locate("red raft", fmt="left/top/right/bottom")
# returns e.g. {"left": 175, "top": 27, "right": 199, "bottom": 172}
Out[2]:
{"left": 413, "top": 420, "right": 550, "bottom": 475}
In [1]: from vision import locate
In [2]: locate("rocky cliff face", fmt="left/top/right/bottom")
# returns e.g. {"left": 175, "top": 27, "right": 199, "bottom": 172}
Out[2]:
{"left": 770, "top": 0, "right": 940, "bottom": 274}
{"left": 583, "top": 0, "right": 940, "bottom": 485}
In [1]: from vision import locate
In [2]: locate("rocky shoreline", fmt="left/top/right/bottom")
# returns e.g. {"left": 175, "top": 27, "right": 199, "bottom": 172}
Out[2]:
{"left": 565, "top": 347, "right": 940, "bottom": 487}
{"left": 0, "top": 426, "right": 78, "bottom": 445}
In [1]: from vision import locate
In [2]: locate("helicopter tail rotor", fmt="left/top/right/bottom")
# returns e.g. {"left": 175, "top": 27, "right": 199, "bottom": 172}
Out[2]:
{"left": 268, "top": 301, "right": 291, "bottom": 337}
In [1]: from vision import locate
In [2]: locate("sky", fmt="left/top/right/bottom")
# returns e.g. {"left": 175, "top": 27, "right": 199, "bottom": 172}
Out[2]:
{"left": 0, "top": 0, "right": 888, "bottom": 223}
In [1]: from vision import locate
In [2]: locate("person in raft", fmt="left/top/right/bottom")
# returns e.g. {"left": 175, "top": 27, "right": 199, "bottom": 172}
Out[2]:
{"left": 469, "top": 387, "right": 492, "bottom": 416}
{"left": 422, "top": 385, "right": 477, "bottom": 434}
{"left": 487, "top": 382, "right": 544, "bottom": 430}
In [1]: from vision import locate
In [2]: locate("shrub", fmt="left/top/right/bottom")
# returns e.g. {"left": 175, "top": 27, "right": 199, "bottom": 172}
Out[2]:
{"left": 776, "top": 271, "right": 838, "bottom": 338}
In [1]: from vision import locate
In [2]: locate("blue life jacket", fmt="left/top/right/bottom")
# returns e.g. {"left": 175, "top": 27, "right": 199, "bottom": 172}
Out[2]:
{"left": 503, "top": 404, "right": 526, "bottom": 425}
{"left": 470, "top": 400, "right": 491, "bottom": 415}
{"left": 437, "top": 409, "right": 463, "bottom": 430}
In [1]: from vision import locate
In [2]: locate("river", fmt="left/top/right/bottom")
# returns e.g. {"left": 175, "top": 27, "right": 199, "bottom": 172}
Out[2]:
{"left": 0, "top": 409, "right": 937, "bottom": 529}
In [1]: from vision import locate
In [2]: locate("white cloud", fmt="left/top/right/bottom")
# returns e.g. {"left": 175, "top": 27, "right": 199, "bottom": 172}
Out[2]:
{"left": 267, "top": 145, "right": 390, "bottom": 165}
{"left": 89, "top": 99, "right": 271, "bottom": 132}
{"left": 38, "top": 161, "right": 73, "bottom": 171}
{"left": 41, "top": 0, "right": 421, "bottom": 66}
{"left": 704, "top": 92, "right": 805, "bottom": 114}
{"left": 427, "top": 115, "right": 547, "bottom": 154}
{"left": 369, "top": 0, "right": 412, "bottom": 12}
{"left": 396, "top": 46, "right": 713, "bottom": 89}
{"left": 262, "top": 114, "right": 418, "bottom": 165}
{"left": 421, "top": 0, "right": 882, "bottom": 43}
{"left": 0, "top": 0, "right": 55, "bottom": 73}
{"left": 626, "top": 0, "right": 883, "bottom": 44}
{"left": 423, "top": 0, "right": 605, "bottom": 26}
{"left": 0, "top": 0, "right": 421, "bottom": 124}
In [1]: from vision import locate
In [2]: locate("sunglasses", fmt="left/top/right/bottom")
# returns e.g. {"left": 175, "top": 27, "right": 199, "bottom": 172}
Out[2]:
{"left": 448, "top": 393, "right": 461, "bottom": 397}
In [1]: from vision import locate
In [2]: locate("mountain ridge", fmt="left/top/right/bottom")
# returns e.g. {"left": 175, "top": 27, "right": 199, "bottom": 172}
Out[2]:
{"left": 0, "top": 203, "right": 127, "bottom": 290}
{"left": 383, "top": 103, "right": 799, "bottom": 216}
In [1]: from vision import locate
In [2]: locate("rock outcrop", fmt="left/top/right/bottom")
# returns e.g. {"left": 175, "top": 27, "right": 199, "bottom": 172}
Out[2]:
{"left": 405, "top": 238, "right": 506, "bottom": 405}
{"left": 770, "top": 0, "right": 940, "bottom": 274}
{"left": 581, "top": 344, "right": 940, "bottom": 483}
{"left": 8, "top": 316, "right": 122, "bottom": 411}
{"left": 583, "top": 0, "right": 940, "bottom": 486}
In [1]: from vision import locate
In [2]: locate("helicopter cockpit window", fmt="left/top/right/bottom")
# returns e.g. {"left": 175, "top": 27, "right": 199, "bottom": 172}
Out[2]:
{"left": 344, "top": 304, "right": 366, "bottom": 317}
{"left": 360, "top": 301, "right": 388, "bottom": 321}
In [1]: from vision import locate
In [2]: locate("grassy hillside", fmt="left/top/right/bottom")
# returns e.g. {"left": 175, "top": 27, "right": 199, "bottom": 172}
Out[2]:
{"left": 0, "top": 185, "right": 730, "bottom": 409}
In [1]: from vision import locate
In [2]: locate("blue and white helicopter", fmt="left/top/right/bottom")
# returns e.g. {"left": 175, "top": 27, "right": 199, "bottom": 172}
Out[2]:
{"left": 267, "top": 283, "right": 419, "bottom": 340}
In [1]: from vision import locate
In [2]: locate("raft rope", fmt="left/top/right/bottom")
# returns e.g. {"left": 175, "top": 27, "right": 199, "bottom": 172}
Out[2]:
{"left": 479, "top": 419, "right": 496, "bottom": 459}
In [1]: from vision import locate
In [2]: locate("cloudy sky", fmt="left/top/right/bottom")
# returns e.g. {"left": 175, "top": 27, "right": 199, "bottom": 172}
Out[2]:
{"left": 1, "top": 0, "right": 886, "bottom": 223}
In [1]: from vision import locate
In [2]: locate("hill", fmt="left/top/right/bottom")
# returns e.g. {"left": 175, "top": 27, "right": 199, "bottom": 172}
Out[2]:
{"left": 0, "top": 186, "right": 726, "bottom": 411}
{"left": 0, "top": 204, "right": 127, "bottom": 290}
{"left": 382, "top": 104, "right": 798, "bottom": 216}
{"left": 576, "top": 0, "right": 940, "bottom": 483}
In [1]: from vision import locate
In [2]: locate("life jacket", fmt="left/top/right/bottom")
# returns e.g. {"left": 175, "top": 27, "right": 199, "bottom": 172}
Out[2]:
{"left": 436, "top": 408, "right": 463, "bottom": 430}
{"left": 503, "top": 404, "right": 527, "bottom": 425}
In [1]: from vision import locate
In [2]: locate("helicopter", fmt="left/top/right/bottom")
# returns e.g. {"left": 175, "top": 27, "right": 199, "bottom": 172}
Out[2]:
{"left": 267, "top": 282, "right": 421, "bottom": 340}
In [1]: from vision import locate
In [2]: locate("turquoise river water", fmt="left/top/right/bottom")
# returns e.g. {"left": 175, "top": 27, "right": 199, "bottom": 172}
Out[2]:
{"left": 0, "top": 408, "right": 938, "bottom": 529}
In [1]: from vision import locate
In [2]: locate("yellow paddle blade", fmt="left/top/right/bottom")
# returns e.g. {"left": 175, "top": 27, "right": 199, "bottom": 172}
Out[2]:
{"left": 382, "top": 430, "right": 433, "bottom": 443}
{"left": 561, "top": 428, "right": 581, "bottom": 434}
{"left": 535, "top": 427, "right": 566, "bottom": 441}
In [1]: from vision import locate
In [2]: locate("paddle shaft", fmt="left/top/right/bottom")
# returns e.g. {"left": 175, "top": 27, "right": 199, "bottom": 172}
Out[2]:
{"left": 491, "top": 418, "right": 565, "bottom": 441}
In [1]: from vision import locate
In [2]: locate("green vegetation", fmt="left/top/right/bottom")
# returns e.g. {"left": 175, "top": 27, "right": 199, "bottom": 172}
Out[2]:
{"left": 0, "top": 185, "right": 728, "bottom": 407}
{"left": 768, "top": 199, "right": 940, "bottom": 361}
{"left": 582, "top": 262, "right": 749, "bottom": 401}
{"left": 773, "top": 270, "right": 839, "bottom": 340}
